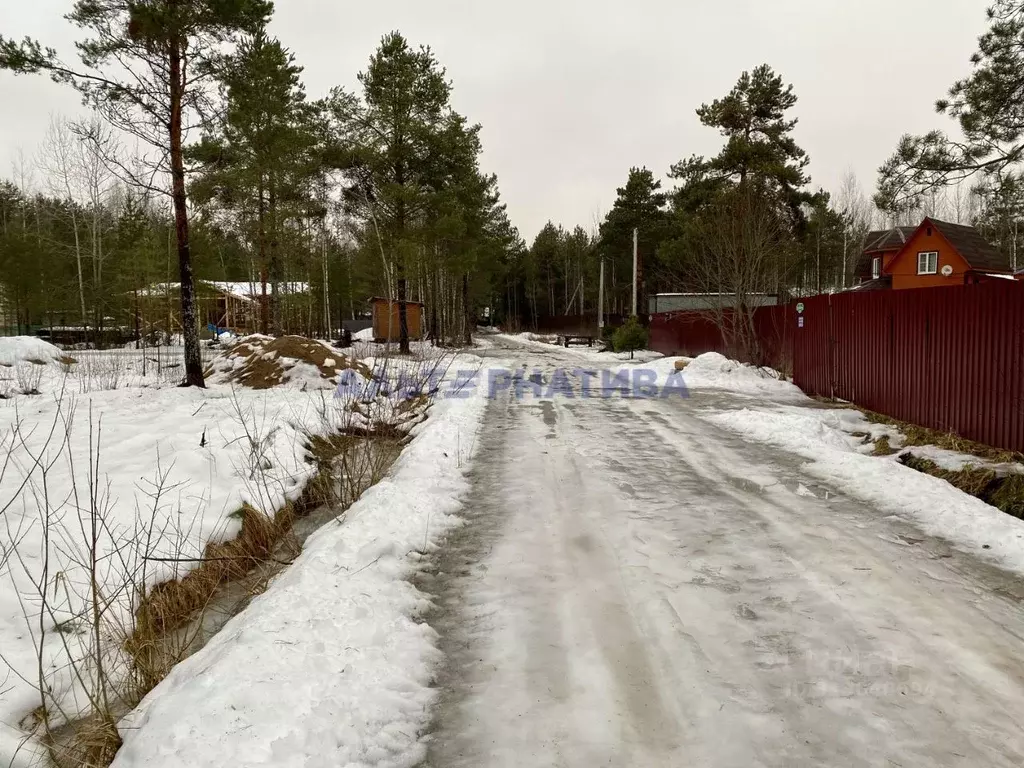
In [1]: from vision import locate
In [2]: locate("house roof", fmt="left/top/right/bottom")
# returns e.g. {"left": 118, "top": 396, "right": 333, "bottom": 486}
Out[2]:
{"left": 142, "top": 281, "right": 310, "bottom": 302}
{"left": 848, "top": 275, "right": 893, "bottom": 292}
{"left": 927, "top": 219, "right": 1011, "bottom": 273}
{"left": 368, "top": 296, "right": 425, "bottom": 306}
{"left": 863, "top": 227, "right": 916, "bottom": 254}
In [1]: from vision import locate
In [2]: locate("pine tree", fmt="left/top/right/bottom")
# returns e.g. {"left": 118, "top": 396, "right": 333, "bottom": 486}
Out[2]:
{"left": 802, "top": 193, "right": 849, "bottom": 292}
{"left": 330, "top": 32, "right": 453, "bottom": 354}
{"left": 190, "top": 27, "right": 320, "bottom": 333}
{"left": 0, "top": 0, "right": 273, "bottom": 385}
{"left": 670, "top": 64, "right": 812, "bottom": 222}
{"left": 877, "top": 2, "right": 1024, "bottom": 212}
{"left": 612, "top": 316, "right": 648, "bottom": 359}
{"left": 598, "top": 167, "right": 670, "bottom": 313}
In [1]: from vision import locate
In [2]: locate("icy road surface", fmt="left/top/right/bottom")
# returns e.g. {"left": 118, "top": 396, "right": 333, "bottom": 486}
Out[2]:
{"left": 419, "top": 337, "right": 1024, "bottom": 768}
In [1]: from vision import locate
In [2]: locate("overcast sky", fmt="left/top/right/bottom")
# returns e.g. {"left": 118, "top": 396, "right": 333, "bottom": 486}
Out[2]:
{"left": 0, "top": 0, "right": 989, "bottom": 241}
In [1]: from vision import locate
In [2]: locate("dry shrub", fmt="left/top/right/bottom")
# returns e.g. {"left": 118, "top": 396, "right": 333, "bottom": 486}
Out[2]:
{"left": 15, "top": 360, "right": 45, "bottom": 394}
{"left": 47, "top": 714, "right": 122, "bottom": 768}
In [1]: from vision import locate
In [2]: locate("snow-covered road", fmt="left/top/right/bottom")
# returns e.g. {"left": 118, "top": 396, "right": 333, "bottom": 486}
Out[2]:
{"left": 420, "top": 337, "right": 1024, "bottom": 767}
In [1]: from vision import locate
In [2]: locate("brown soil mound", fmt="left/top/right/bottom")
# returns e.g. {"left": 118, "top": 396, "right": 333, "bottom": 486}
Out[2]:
{"left": 210, "top": 335, "right": 371, "bottom": 390}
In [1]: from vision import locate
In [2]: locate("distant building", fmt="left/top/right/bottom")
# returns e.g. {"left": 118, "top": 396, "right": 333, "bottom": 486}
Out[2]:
{"left": 853, "top": 218, "right": 1014, "bottom": 291}
{"left": 138, "top": 280, "right": 310, "bottom": 336}
{"left": 370, "top": 297, "right": 424, "bottom": 343}
{"left": 648, "top": 293, "right": 779, "bottom": 315}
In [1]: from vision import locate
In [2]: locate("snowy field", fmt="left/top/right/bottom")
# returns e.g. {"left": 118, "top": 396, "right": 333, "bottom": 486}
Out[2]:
{"left": 0, "top": 338, "right": 346, "bottom": 765}
{"left": 0, "top": 335, "right": 489, "bottom": 767}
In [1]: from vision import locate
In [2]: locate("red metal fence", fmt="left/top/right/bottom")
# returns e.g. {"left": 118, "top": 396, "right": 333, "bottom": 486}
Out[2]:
{"left": 649, "top": 305, "right": 792, "bottom": 371}
{"left": 651, "top": 281, "right": 1024, "bottom": 453}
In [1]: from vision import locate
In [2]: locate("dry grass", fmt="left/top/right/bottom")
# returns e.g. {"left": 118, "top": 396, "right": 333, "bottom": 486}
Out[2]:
{"left": 47, "top": 714, "right": 122, "bottom": 768}
{"left": 863, "top": 410, "right": 1023, "bottom": 463}
{"left": 125, "top": 496, "right": 309, "bottom": 688}
{"left": 872, "top": 435, "right": 896, "bottom": 456}
{"left": 990, "top": 473, "right": 1024, "bottom": 519}
{"left": 124, "top": 426, "right": 400, "bottom": 692}
{"left": 899, "top": 453, "right": 1024, "bottom": 519}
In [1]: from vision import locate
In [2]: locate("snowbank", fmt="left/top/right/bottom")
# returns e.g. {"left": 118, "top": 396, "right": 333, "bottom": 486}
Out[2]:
{"left": 681, "top": 352, "right": 804, "bottom": 398}
{"left": 0, "top": 336, "right": 63, "bottom": 366}
{"left": 111, "top": 358, "right": 495, "bottom": 768}
{"left": 495, "top": 332, "right": 664, "bottom": 363}
{"left": 353, "top": 327, "right": 374, "bottom": 341}
{"left": 706, "top": 405, "right": 1024, "bottom": 575}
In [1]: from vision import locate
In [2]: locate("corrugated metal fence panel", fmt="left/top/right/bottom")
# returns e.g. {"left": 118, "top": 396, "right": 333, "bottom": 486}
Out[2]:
{"left": 793, "top": 281, "right": 1024, "bottom": 454}
{"left": 650, "top": 306, "right": 793, "bottom": 365}
{"left": 649, "top": 311, "right": 724, "bottom": 357}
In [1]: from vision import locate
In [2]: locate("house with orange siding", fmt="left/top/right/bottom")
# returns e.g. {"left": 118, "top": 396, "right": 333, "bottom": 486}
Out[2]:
{"left": 854, "top": 218, "right": 1014, "bottom": 291}
{"left": 855, "top": 225, "right": 916, "bottom": 285}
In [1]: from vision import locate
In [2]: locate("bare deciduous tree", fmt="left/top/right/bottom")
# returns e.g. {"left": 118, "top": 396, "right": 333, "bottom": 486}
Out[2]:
{"left": 688, "top": 188, "right": 796, "bottom": 364}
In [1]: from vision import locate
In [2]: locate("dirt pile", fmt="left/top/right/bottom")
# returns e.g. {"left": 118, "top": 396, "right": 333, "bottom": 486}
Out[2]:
{"left": 208, "top": 335, "right": 371, "bottom": 390}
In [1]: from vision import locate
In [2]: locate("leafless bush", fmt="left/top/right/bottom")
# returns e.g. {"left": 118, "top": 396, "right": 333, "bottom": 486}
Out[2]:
{"left": 14, "top": 361, "right": 46, "bottom": 395}
{"left": 73, "top": 353, "right": 130, "bottom": 393}
{"left": 0, "top": 396, "right": 210, "bottom": 767}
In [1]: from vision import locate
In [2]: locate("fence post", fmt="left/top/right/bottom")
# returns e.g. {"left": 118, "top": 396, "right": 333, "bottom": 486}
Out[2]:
{"left": 828, "top": 292, "right": 836, "bottom": 400}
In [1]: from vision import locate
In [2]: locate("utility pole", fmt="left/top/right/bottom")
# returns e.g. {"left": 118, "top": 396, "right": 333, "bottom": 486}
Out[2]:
{"left": 598, "top": 257, "right": 605, "bottom": 328}
{"left": 631, "top": 227, "right": 638, "bottom": 316}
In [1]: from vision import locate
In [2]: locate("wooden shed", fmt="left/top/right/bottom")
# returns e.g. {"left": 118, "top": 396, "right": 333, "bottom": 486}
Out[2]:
{"left": 370, "top": 297, "right": 424, "bottom": 342}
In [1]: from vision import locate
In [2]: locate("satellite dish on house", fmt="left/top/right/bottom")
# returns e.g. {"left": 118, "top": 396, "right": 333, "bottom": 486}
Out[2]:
{"left": 941, "top": 264, "right": 954, "bottom": 277}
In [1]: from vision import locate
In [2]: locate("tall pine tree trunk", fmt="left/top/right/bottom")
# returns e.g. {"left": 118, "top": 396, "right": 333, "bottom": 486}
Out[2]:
{"left": 269, "top": 175, "right": 281, "bottom": 335}
{"left": 169, "top": 34, "right": 204, "bottom": 387}
{"left": 258, "top": 181, "right": 268, "bottom": 334}
{"left": 393, "top": 152, "right": 410, "bottom": 353}
{"left": 462, "top": 272, "right": 471, "bottom": 346}
{"left": 429, "top": 261, "right": 439, "bottom": 344}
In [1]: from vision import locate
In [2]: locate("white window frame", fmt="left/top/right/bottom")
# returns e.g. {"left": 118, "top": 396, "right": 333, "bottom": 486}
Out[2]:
{"left": 917, "top": 251, "right": 938, "bottom": 275}
{"left": 872, "top": 256, "right": 881, "bottom": 279}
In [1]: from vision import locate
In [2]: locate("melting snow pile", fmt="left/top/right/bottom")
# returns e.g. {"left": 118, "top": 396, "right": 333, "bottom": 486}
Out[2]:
{"left": 705, "top": 403, "right": 1024, "bottom": 575}
{"left": 0, "top": 336, "right": 65, "bottom": 366}
{"left": 208, "top": 335, "right": 371, "bottom": 390}
{"left": 677, "top": 352, "right": 804, "bottom": 398}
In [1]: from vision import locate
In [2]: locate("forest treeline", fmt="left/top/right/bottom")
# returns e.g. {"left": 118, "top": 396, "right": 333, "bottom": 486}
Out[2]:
{"left": 3, "top": 2, "right": 1024, "bottom": 382}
